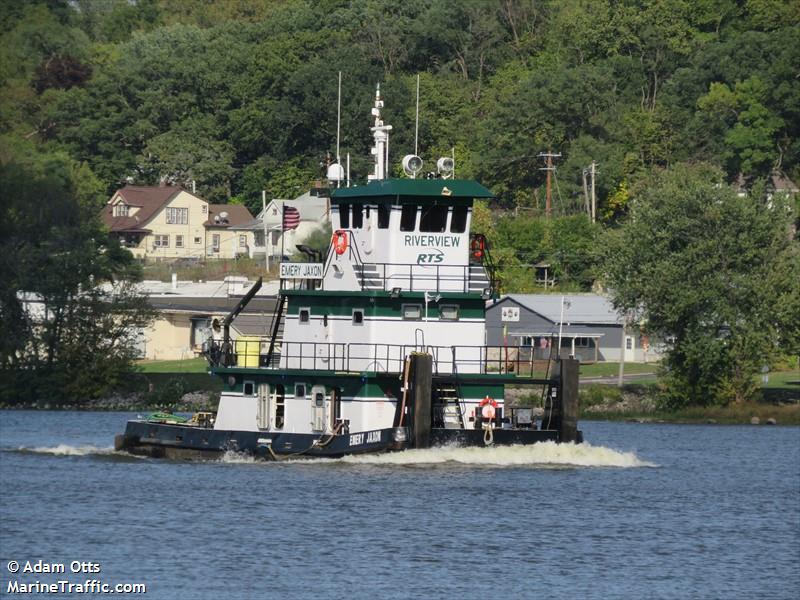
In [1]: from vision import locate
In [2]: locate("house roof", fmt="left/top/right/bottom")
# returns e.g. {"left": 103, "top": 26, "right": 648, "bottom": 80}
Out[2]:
{"left": 205, "top": 204, "right": 255, "bottom": 229}
{"left": 498, "top": 294, "right": 622, "bottom": 325}
{"left": 331, "top": 178, "right": 494, "bottom": 202}
{"left": 100, "top": 185, "right": 185, "bottom": 232}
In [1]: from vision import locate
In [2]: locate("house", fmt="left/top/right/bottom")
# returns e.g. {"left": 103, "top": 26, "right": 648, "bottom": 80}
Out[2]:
{"left": 486, "top": 294, "right": 663, "bottom": 363}
{"left": 100, "top": 185, "right": 255, "bottom": 260}
{"left": 736, "top": 171, "right": 799, "bottom": 199}
{"left": 134, "top": 277, "right": 280, "bottom": 360}
{"left": 244, "top": 189, "right": 330, "bottom": 260}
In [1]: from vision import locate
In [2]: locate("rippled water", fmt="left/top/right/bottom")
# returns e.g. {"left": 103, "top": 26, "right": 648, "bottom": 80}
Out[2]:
{"left": 1, "top": 411, "right": 798, "bottom": 599}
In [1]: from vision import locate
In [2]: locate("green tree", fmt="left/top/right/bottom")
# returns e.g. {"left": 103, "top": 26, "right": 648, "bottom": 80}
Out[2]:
{"left": 602, "top": 163, "right": 799, "bottom": 406}
{"left": 0, "top": 145, "right": 154, "bottom": 404}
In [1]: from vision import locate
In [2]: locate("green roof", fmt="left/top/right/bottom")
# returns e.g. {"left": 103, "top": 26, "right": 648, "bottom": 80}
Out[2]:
{"left": 331, "top": 178, "right": 494, "bottom": 201}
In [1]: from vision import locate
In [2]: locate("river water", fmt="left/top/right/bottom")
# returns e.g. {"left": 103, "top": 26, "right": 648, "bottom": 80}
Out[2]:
{"left": 0, "top": 411, "right": 798, "bottom": 599}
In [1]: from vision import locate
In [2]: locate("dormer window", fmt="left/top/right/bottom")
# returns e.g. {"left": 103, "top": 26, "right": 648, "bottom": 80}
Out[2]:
{"left": 113, "top": 204, "right": 129, "bottom": 217}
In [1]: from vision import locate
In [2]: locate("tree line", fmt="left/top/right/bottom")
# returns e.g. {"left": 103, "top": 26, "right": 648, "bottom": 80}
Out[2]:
{"left": 0, "top": 0, "right": 798, "bottom": 405}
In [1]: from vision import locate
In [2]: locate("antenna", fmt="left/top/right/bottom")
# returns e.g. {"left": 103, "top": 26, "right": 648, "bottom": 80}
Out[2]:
{"left": 415, "top": 74, "right": 420, "bottom": 156}
{"left": 336, "top": 71, "right": 341, "bottom": 187}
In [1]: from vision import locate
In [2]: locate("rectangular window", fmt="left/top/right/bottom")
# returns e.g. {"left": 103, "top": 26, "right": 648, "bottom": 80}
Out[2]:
{"left": 202, "top": 205, "right": 208, "bottom": 214}
{"left": 295, "top": 384, "right": 306, "bottom": 399}
{"left": 194, "top": 237, "right": 202, "bottom": 245}
{"left": 154, "top": 235, "right": 169, "bottom": 247}
{"left": 113, "top": 204, "right": 129, "bottom": 217}
{"left": 400, "top": 205, "right": 417, "bottom": 231}
{"left": 520, "top": 336, "right": 534, "bottom": 347}
{"left": 239, "top": 235, "right": 247, "bottom": 248}
{"left": 378, "top": 204, "right": 390, "bottom": 229}
{"left": 419, "top": 205, "right": 448, "bottom": 232}
{"left": 439, "top": 304, "right": 459, "bottom": 321}
{"left": 299, "top": 308, "right": 310, "bottom": 324}
{"left": 402, "top": 304, "right": 422, "bottom": 320}
{"left": 626, "top": 337, "right": 634, "bottom": 350}
{"left": 175, "top": 235, "right": 184, "bottom": 248}
{"left": 243, "top": 381, "right": 255, "bottom": 396}
{"left": 450, "top": 206, "right": 468, "bottom": 233}
{"left": 339, "top": 204, "right": 350, "bottom": 228}
{"left": 212, "top": 234, "right": 220, "bottom": 252}
{"left": 576, "top": 337, "right": 592, "bottom": 348}
{"left": 352, "top": 309, "right": 364, "bottom": 325}
{"left": 166, "top": 207, "right": 188, "bottom": 224}
{"left": 352, "top": 205, "right": 363, "bottom": 229}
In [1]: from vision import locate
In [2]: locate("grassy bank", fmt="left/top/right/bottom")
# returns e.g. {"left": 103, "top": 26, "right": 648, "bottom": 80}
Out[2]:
{"left": 579, "top": 380, "right": 800, "bottom": 425}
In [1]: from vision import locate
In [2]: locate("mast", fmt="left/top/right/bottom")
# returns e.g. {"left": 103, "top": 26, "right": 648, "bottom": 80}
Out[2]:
{"left": 369, "top": 84, "right": 392, "bottom": 181}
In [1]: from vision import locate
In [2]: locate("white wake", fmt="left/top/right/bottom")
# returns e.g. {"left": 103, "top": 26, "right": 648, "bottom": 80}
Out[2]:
{"left": 14, "top": 444, "right": 117, "bottom": 457}
{"left": 339, "top": 442, "right": 655, "bottom": 468}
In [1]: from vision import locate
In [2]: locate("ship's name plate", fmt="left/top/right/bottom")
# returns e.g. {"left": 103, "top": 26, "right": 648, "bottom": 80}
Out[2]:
{"left": 349, "top": 431, "right": 381, "bottom": 446}
{"left": 280, "top": 263, "right": 323, "bottom": 279}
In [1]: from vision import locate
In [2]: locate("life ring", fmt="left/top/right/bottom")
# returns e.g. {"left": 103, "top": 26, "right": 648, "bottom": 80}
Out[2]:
{"left": 479, "top": 395, "right": 497, "bottom": 421}
{"left": 470, "top": 235, "right": 486, "bottom": 261}
{"left": 333, "top": 230, "right": 348, "bottom": 255}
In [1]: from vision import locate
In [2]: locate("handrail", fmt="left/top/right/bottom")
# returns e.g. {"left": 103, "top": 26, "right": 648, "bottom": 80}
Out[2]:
{"left": 207, "top": 339, "right": 554, "bottom": 379}
{"left": 322, "top": 228, "right": 497, "bottom": 294}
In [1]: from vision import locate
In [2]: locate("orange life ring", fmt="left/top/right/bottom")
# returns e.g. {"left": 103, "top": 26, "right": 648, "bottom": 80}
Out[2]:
{"left": 333, "top": 230, "right": 348, "bottom": 255}
{"left": 470, "top": 235, "right": 486, "bottom": 261}
{"left": 479, "top": 395, "right": 497, "bottom": 420}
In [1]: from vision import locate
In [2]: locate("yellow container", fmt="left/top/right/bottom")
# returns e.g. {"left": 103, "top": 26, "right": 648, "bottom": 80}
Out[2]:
{"left": 235, "top": 336, "right": 261, "bottom": 368}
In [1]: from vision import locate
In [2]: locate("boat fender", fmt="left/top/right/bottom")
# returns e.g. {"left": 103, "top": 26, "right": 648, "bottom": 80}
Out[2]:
{"left": 333, "top": 230, "right": 349, "bottom": 255}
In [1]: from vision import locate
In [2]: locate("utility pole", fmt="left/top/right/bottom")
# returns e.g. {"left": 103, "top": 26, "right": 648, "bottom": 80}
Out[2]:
{"left": 538, "top": 151, "right": 561, "bottom": 219}
{"left": 590, "top": 160, "right": 597, "bottom": 223}
{"left": 582, "top": 161, "right": 598, "bottom": 222}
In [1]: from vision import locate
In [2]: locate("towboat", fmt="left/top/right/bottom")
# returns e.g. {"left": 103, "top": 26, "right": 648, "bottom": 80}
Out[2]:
{"left": 115, "top": 87, "right": 582, "bottom": 460}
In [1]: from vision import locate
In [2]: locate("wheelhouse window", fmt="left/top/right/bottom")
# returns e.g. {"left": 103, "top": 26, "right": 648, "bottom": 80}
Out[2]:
{"left": 400, "top": 205, "right": 417, "bottom": 231}
{"left": 419, "top": 205, "right": 448, "bottom": 232}
{"left": 352, "top": 204, "right": 364, "bottom": 229}
{"left": 378, "top": 204, "right": 390, "bottom": 229}
{"left": 450, "top": 206, "right": 468, "bottom": 233}
{"left": 338, "top": 203, "right": 350, "bottom": 228}
{"left": 439, "top": 304, "right": 459, "bottom": 321}
{"left": 402, "top": 304, "right": 422, "bottom": 320}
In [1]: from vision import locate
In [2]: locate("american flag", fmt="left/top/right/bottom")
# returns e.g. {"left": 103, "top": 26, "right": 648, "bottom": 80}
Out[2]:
{"left": 282, "top": 205, "right": 300, "bottom": 231}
